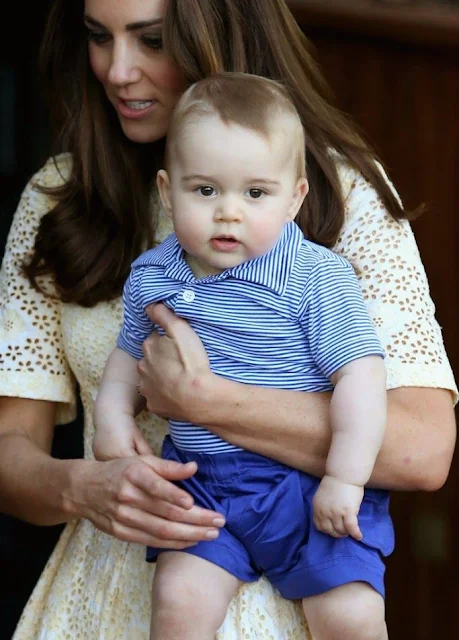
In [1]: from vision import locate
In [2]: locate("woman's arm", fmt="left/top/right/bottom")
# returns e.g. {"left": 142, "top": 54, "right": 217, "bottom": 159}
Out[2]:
{"left": 139, "top": 162, "right": 457, "bottom": 493}
{"left": 138, "top": 304, "right": 456, "bottom": 491}
{"left": 0, "top": 396, "right": 225, "bottom": 544}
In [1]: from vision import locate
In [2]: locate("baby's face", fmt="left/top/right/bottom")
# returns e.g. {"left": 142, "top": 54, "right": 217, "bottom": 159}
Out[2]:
{"left": 162, "top": 115, "right": 307, "bottom": 278}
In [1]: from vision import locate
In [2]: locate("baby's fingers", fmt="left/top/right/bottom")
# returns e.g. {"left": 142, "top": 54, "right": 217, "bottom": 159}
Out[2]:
{"left": 314, "top": 515, "right": 334, "bottom": 537}
{"left": 314, "top": 514, "right": 343, "bottom": 538}
{"left": 344, "top": 513, "right": 363, "bottom": 541}
{"left": 133, "top": 432, "right": 153, "bottom": 456}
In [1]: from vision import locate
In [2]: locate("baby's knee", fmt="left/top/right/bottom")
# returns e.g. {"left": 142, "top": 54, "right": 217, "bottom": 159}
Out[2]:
{"left": 152, "top": 566, "right": 229, "bottom": 633}
{"left": 153, "top": 570, "right": 204, "bottom": 613}
{"left": 330, "top": 601, "right": 385, "bottom": 639}
{"left": 303, "top": 583, "right": 386, "bottom": 640}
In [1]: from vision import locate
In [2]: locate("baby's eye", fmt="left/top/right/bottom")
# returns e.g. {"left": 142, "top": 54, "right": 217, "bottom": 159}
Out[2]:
{"left": 196, "top": 186, "right": 216, "bottom": 197}
{"left": 246, "top": 188, "right": 265, "bottom": 199}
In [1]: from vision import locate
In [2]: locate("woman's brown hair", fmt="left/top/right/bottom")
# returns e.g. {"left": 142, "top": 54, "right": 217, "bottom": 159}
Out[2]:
{"left": 26, "top": 0, "right": 408, "bottom": 307}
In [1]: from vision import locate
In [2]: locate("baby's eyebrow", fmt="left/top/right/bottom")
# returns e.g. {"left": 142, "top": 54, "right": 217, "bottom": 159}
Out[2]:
{"left": 180, "top": 175, "right": 281, "bottom": 187}
{"left": 244, "top": 179, "right": 281, "bottom": 186}
{"left": 182, "top": 174, "right": 214, "bottom": 182}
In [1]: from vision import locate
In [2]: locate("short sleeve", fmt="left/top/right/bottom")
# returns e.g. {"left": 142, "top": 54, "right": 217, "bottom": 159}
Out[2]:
{"left": 117, "top": 268, "right": 156, "bottom": 360}
{"left": 299, "top": 258, "right": 384, "bottom": 378}
{"left": 0, "top": 156, "right": 77, "bottom": 424}
{"left": 332, "top": 158, "right": 458, "bottom": 403}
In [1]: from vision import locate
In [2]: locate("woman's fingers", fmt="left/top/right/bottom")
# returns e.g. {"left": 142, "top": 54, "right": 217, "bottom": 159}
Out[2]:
{"left": 109, "top": 504, "right": 223, "bottom": 547}
{"left": 120, "top": 483, "right": 226, "bottom": 527}
{"left": 119, "top": 456, "right": 197, "bottom": 510}
{"left": 108, "top": 459, "right": 225, "bottom": 545}
{"left": 117, "top": 456, "right": 226, "bottom": 525}
{"left": 145, "top": 303, "right": 184, "bottom": 338}
{"left": 104, "top": 516, "right": 205, "bottom": 549}
{"left": 141, "top": 455, "right": 199, "bottom": 482}
{"left": 136, "top": 304, "right": 212, "bottom": 418}
{"left": 81, "top": 456, "right": 226, "bottom": 547}
{"left": 143, "top": 303, "right": 210, "bottom": 368}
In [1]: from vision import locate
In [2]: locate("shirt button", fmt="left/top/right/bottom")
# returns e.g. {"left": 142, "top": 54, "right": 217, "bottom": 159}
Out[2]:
{"left": 182, "top": 289, "right": 195, "bottom": 302}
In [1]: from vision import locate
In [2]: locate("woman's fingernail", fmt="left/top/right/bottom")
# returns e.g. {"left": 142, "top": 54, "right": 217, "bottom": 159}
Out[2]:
{"left": 206, "top": 529, "right": 219, "bottom": 539}
{"left": 212, "top": 517, "right": 225, "bottom": 527}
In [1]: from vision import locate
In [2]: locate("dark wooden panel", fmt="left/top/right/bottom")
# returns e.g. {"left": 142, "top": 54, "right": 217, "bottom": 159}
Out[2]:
{"left": 288, "top": 2, "right": 459, "bottom": 638}
{"left": 288, "top": 0, "right": 459, "bottom": 49}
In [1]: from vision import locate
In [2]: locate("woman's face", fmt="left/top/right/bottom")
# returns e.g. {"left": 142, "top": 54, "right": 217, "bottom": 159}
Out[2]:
{"left": 84, "top": 0, "right": 187, "bottom": 143}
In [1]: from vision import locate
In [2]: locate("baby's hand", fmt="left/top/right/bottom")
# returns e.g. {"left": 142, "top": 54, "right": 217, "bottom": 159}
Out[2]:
{"left": 312, "top": 475, "right": 364, "bottom": 541}
{"left": 92, "top": 414, "right": 152, "bottom": 461}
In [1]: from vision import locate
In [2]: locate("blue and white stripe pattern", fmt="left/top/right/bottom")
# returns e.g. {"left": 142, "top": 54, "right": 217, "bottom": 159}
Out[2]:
{"left": 118, "top": 222, "right": 384, "bottom": 453}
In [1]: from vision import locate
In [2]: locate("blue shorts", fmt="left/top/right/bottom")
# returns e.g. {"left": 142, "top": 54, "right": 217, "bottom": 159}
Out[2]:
{"left": 147, "top": 436, "right": 395, "bottom": 600}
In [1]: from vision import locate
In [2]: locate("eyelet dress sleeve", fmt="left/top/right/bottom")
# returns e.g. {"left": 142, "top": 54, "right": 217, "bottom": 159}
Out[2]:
{"left": 0, "top": 155, "right": 77, "bottom": 423}
{"left": 332, "top": 158, "right": 457, "bottom": 403}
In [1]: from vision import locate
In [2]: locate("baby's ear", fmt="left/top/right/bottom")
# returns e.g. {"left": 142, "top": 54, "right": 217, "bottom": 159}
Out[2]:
{"left": 287, "top": 177, "right": 309, "bottom": 222}
{"left": 157, "top": 170, "right": 173, "bottom": 218}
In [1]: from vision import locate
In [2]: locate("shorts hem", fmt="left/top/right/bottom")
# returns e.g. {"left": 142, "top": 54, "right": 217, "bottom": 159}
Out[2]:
{"left": 147, "top": 543, "right": 260, "bottom": 585}
{"left": 269, "top": 556, "right": 385, "bottom": 600}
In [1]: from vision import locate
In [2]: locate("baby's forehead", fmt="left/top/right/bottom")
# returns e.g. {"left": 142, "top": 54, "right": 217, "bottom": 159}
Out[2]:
{"left": 174, "top": 112, "right": 293, "bottom": 155}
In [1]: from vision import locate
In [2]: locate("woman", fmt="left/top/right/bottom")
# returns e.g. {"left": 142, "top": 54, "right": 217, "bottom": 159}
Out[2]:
{"left": 0, "top": 0, "right": 456, "bottom": 638}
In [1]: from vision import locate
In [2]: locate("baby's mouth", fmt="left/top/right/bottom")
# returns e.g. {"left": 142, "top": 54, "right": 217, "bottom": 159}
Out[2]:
{"left": 210, "top": 236, "right": 240, "bottom": 252}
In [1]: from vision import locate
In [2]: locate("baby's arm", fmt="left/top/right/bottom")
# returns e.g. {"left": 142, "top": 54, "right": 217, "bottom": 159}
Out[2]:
{"left": 313, "top": 355, "right": 387, "bottom": 540}
{"left": 93, "top": 348, "right": 150, "bottom": 460}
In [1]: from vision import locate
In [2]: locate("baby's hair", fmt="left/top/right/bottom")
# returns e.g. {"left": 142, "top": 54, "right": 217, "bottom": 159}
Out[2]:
{"left": 166, "top": 72, "right": 306, "bottom": 179}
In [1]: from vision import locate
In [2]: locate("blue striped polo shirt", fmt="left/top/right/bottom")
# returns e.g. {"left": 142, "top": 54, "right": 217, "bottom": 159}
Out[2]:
{"left": 118, "top": 221, "right": 384, "bottom": 453}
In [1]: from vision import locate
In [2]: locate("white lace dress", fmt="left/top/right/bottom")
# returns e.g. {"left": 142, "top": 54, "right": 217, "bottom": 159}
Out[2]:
{"left": 1, "top": 155, "right": 456, "bottom": 640}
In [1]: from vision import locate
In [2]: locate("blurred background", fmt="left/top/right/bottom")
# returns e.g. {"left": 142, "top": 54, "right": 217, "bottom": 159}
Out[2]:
{"left": 1, "top": 1, "right": 458, "bottom": 638}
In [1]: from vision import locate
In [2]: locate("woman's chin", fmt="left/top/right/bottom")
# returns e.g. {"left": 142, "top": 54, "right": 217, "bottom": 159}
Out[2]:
{"left": 120, "top": 120, "right": 167, "bottom": 145}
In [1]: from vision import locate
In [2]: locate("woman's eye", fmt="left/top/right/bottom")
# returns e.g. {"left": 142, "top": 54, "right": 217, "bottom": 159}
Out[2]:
{"left": 86, "top": 30, "right": 110, "bottom": 45}
{"left": 196, "top": 186, "right": 216, "bottom": 197}
{"left": 142, "top": 35, "right": 163, "bottom": 51}
{"left": 247, "top": 188, "right": 265, "bottom": 199}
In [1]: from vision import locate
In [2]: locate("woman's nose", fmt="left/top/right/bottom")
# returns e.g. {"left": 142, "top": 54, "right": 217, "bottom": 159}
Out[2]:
{"left": 107, "top": 41, "right": 142, "bottom": 86}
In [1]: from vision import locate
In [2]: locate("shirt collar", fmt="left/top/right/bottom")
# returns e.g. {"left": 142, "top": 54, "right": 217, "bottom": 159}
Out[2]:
{"left": 132, "top": 221, "right": 304, "bottom": 296}
{"left": 227, "top": 222, "right": 303, "bottom": 295}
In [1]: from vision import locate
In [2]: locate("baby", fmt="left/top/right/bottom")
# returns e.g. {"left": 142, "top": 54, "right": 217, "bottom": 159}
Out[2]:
{"left": 94, "top": 73, "right": 392, "bottom": 640}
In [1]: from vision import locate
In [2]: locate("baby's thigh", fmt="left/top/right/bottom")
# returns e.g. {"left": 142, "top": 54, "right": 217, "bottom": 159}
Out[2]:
{"left": 152, "top": 551, "right": 241, "bottom": 621}
{"left": 302, "top": 582, "right": 386, "bottom": 640}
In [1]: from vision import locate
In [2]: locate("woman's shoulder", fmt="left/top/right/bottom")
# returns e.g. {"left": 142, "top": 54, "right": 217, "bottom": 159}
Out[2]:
{"left": 14, "top": 154, "right": 73, "bottom": 230}
{"left": 32, "top": 153, "right": 73, "bottom": 189}
{"left": 330, "top": 151, "right": 410, "bottom": 242}
{"left": 332, "top": 151, "right": 397, "bottom": 201}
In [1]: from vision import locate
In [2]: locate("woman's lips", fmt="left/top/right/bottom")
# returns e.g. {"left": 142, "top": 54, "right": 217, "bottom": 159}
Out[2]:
{"left": 210, "top": 237, "right": 241, "bottom": 252}
{"left": 117, "top": 99, "right": 158, "bottom": 120}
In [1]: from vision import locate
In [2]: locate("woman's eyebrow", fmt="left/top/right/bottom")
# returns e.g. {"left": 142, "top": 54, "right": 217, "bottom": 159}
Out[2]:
{"left": 126, "top": 18, "right": 163, "bottom": 31}
{"left": 83, "top": 15, "right": 163, "bottom": 31}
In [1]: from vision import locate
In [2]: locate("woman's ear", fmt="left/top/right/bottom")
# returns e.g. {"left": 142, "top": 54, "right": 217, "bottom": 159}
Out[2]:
{"left": 157, "top": 169, "right": 173, "bottom": 218}
{"left": 286, "top": 177, "right": 309, "bottom": 222}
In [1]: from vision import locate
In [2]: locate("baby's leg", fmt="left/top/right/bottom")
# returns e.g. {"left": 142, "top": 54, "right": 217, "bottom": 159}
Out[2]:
{"left": 150, "top": 551, "right": 241, "bottom": 640}
{"left": 302, "top": 582, "right": 388, "bottom": 640}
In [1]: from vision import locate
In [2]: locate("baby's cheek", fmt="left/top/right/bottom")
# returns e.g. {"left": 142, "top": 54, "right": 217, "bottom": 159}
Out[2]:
{"left": 251, "top": 222, "right": 284, "bottom": 254}
{"left": 174, "top": 217, "right": 205, "bottom": 252}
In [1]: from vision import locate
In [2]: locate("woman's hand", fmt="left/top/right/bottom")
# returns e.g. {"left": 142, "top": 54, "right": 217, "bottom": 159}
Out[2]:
{"left": 137, "top": 303, "right": 213, "bottom": 421}
{"left": 69, "top": 453, "right": 225, "bottom": 548}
